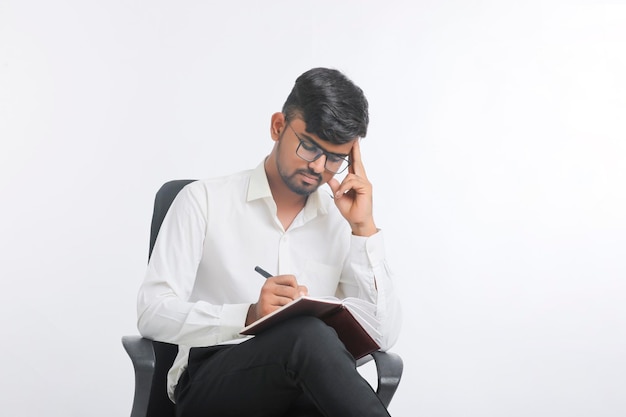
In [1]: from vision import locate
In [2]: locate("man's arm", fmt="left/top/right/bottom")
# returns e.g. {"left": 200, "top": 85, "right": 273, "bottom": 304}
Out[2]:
{"left": 136, "top": 183, "right": 251, "bottom": 347}
{"left": 338, "top": 231, "right": 402, "bottom": 351}
{"left": 328, "top": 139, "right": 402, "bottom": 350}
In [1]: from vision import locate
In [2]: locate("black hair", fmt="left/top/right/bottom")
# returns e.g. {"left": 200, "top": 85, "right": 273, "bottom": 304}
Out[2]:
{"left": 282, "top": 68, "right": 369, "bottom": 145}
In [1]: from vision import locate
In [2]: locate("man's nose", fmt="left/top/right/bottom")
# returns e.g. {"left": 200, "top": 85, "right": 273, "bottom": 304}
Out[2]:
{"left": 308, "top": 154, "right": 327, "bottom": 174}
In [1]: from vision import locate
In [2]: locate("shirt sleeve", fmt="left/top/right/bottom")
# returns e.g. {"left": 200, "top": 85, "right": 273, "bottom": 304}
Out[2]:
{"left": 136, "top": 183, "right": 250, "bottom": 347}
{"left": 336, "top": 231, "right": 403, "bottom": 352}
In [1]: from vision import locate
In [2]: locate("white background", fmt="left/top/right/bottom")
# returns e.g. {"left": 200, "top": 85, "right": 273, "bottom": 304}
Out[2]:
{"left": 1, "top": 1, "right": 625, "bottom": 416}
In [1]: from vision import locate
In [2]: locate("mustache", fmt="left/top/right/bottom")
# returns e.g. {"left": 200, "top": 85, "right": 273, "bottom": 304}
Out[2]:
{"left": 297, "top": 169, "right": 322, "bottom": 182}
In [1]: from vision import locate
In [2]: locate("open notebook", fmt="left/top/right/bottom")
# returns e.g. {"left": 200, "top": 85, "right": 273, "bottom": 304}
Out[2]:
{"left": 241, "top": 296, "right": 381, "bottom": 359}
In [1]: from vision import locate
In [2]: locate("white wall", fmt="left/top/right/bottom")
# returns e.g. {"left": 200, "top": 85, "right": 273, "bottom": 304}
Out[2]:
{"left": 1, "top": 1, "right": 625, "bottom": 416}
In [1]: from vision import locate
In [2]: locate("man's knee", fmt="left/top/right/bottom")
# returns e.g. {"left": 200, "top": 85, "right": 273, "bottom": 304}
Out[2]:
{"left": 279, "top": 316, "right": 335, "bottom": 339}
{"left": 273, "top": 316, "right": 348, "bottom": 358}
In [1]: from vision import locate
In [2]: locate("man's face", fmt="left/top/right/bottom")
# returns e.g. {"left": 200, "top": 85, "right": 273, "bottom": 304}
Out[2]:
{"left": 276, "top": 118, "right": 355, "bottom": 196}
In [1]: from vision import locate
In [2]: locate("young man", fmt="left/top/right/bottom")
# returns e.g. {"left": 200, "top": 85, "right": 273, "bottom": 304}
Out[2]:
{"left": 137, "top": 67, "right": 402, "bottom": 416}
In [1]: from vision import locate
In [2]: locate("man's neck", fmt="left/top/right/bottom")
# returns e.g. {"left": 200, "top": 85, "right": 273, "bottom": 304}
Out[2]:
{"left": 264, "top": 156, "right": 308, "bottom": 230}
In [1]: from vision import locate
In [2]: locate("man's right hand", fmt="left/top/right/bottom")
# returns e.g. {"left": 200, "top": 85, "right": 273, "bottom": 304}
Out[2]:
{"left": 246, "top": 275, "right": 308, "bottom": 325}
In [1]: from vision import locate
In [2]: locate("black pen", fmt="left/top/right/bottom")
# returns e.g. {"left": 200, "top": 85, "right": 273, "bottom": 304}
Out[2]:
{"left": 254, "top": 266, "right": 273, "bottom": 279}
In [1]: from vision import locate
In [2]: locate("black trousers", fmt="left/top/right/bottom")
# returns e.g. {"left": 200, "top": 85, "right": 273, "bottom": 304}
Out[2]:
{"left": 174, "top": 316, "right": 391, "bottom": 417}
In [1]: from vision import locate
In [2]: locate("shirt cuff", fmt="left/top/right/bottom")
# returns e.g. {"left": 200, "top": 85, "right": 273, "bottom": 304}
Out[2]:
{"left": 220, "top": 303, "right": 252, "bottom": 339}
{"left": 350, "top": 229, "right": 386, "bottom": 267}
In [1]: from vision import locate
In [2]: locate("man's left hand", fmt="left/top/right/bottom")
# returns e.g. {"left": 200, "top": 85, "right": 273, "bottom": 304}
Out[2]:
{"left": 327, "top": 139, "right": 377, "bottom": 237}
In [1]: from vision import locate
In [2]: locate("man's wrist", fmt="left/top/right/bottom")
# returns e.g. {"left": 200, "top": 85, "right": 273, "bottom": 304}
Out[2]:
{"left": 351, "top": 221, "right": 378, "bottom": 237}
{"left": 245, "top": 304, "right": 258, "bottom": 326}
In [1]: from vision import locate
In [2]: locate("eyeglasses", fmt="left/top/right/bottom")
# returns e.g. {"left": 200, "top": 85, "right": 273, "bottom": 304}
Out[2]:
{"left": 288, "top": 124, "right": 351, "bottom": 174}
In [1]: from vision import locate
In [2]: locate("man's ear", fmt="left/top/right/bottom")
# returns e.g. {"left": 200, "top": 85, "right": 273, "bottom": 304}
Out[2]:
{"left": 270, "top": 112, "right": 286, "bottom": 142}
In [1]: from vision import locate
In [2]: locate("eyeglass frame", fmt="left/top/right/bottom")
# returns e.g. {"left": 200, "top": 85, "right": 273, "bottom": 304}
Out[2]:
{"left": 287, "top": 123, "right": 352, "bottom": 174}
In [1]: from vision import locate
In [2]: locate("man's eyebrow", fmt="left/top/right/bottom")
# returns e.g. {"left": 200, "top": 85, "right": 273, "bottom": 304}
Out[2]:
{"left": 300, "top": 132, "right": 349, "bottom": 158}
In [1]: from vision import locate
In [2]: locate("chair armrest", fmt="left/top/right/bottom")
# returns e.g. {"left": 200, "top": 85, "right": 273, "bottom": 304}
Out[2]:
{"left": 122, "top": 336, "right": 156, "bottom": 417}
{"left": 358, "top": 351, "right": 404, "bottom": 408}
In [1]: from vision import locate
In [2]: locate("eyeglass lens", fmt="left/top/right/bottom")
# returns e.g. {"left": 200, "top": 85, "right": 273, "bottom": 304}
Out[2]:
{"left": 297, "top": 141, "right": 348, "bottom": 174}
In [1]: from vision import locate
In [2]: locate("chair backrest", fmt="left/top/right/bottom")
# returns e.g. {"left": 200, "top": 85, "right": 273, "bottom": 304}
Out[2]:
{"left": 149, "top": 179, "right": 197, "bottom": 259}
{"left": 146, "top": 179, "right": 196, "bottom": 417}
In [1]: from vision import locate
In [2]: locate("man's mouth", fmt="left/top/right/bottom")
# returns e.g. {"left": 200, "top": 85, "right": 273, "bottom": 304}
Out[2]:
{"left": 299, "top": 171, "right": 321, "bottom": 185}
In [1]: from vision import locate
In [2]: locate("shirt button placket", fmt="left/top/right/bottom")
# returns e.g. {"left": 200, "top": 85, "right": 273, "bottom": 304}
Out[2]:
{"left": 277, "top": 233, "right": 290, "bottom": 274}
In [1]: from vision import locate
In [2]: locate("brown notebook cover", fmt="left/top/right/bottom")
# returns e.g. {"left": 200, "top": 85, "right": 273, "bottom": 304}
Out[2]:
{"left": 240, "top": 297, "right": 380, "bottom": 359}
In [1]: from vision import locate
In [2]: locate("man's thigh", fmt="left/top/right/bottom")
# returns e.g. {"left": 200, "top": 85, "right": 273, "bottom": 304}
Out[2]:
{"left": 175, "top": 317, "right": 346, "bottom": 417}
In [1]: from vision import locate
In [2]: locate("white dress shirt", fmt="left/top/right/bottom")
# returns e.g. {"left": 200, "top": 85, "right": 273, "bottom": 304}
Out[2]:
{"left": 137, "top": 161, "right": 402, "bottom": 401}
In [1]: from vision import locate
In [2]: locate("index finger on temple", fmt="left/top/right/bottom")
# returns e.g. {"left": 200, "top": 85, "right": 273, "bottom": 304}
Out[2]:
{"left": 349, "top": 139, "right": 366, "bottom": 176}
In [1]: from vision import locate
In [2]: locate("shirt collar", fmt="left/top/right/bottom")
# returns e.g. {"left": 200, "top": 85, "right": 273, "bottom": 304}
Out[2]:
{"left": 247, "top": 160, "right": 273, "bottom": 202}
{"left": 247, "top": 160, "right": 330, "bottom": 219}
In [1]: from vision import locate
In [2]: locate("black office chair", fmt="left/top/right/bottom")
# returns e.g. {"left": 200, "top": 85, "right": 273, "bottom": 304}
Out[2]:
{"left": 122, "top": 180, "right": 403, "bottom": 417}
